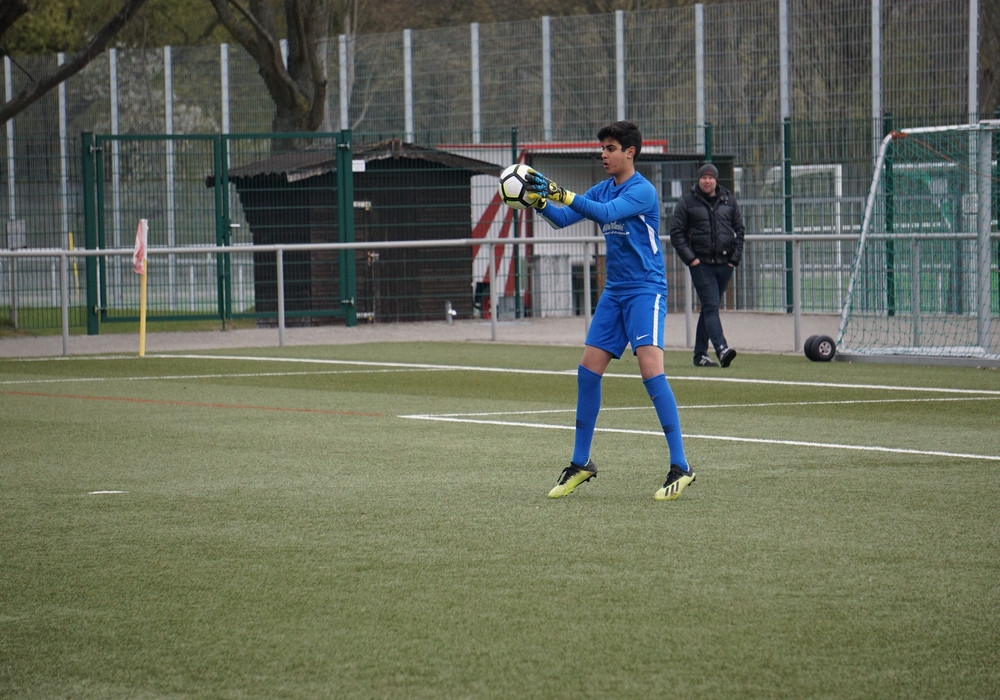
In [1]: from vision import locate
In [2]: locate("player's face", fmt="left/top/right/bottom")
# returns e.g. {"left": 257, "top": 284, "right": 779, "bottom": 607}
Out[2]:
{"left": 600, "top": 138, "right": 633, "bottom": 179}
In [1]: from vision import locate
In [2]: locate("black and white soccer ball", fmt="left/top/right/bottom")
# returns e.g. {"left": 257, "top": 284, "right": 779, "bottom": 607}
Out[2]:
{"left": 498, "top": 163, "right": 535, "bottom": 210}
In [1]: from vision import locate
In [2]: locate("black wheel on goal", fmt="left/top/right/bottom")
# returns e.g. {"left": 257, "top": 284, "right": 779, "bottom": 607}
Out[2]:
{"left": 812, "top": 335, "right": 837, "bottom": 362}
{"left": 804, "top": 335, "right": 820, "bottom": 361}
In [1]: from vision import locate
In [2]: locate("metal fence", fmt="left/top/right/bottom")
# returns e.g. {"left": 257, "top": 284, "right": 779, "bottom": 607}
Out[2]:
{"left": 2, "top": 0, "right": 980, "bottom": 144}
{"left": 0, "top": 234, "right": 864, "bottom": 354}
{"left": 0, "top": 0, "right": 990, "bottom": 334}
{"left": 0, "top": 136, "right": 881, "bottom": 331}
{"left": 0, "top": 130, "right": 992, "bottom": 334}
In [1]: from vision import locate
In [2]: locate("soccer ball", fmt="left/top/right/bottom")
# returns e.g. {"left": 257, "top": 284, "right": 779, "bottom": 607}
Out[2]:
{"left": 498, "top": 163, "right": 535, "bottom": 210}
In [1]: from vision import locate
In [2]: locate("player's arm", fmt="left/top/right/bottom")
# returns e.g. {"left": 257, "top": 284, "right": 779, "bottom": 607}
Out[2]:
{"left": 521, "top": 168, "right": 584, "bottom": 229}
{"left": 567, "top": 186, "right": 650, "bottom": 225}
{"left": 528, "top": 169, "right": 650, "bottom": 224}
{"left": 533, "top": 196, "right": 584, "bottom": 229}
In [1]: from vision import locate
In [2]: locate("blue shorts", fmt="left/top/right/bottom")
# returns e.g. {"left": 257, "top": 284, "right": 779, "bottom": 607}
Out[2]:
{"left": 585, "top": 289, "right": 667, "bottom": 358}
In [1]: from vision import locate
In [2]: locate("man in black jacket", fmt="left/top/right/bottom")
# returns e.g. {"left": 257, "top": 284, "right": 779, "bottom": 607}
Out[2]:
{"left": 669, "top": 163, "right": 745, "bottom": 367}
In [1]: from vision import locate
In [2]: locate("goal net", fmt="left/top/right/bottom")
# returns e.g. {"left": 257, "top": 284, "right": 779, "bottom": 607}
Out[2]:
{"left": 837, "top": 121, "right": 1000, "bottom": 363}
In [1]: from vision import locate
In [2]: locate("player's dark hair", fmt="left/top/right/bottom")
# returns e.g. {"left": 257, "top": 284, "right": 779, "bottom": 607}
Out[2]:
{"left": 597, "top": 120, "right": 642, "bottom": 159}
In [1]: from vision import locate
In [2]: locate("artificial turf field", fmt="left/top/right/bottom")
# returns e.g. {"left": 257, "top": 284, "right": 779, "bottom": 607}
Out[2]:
{"left": 2, "top": 342, "right": 998, "bottom": 698}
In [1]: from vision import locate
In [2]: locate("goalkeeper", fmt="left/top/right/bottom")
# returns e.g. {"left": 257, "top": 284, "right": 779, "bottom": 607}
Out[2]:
{"left": 526, "top": 120, "right": 694, "bottom": 502}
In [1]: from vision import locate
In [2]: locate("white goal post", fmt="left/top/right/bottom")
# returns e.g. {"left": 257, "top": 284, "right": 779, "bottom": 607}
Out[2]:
{"left": 836, "top": 121, "right": 1000, "bottom": 364}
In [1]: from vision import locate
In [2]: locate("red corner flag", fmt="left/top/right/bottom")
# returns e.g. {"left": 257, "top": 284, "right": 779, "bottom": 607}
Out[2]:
{"left": 132, "top": 219, "right": 148, "bottom": 274}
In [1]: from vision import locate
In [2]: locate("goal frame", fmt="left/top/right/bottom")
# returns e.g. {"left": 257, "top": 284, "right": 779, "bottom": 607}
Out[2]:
{"left": 836, "top": 120, "right": 1000, "bottom": 365}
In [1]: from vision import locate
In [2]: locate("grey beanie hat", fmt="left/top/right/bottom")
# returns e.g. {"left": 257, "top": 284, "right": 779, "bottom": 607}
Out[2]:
{"left": 697, "top": 163, "right": 719, "bottom": 179}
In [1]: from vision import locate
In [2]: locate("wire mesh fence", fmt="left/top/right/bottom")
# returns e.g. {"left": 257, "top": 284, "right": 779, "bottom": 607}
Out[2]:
{"left": 0, "top": 0, "right": 992, "bottom": 336}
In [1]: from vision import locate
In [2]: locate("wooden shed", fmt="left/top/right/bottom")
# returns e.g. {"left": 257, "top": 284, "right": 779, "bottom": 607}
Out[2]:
{"left": 225, "top": 139, "right": 501, "bottom": 325}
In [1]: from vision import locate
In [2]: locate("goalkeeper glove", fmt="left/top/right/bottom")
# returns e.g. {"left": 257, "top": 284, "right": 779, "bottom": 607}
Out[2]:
{"left": 524, "top": 190, "right": 547, "bottom": 210}
{"left": 526, "top": 169, "right": 575, "bottom": 206}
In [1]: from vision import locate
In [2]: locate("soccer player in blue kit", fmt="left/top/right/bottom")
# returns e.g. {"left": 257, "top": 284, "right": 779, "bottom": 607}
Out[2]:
{"left": 525, "top": 120, "right": 695, "bottom": 502}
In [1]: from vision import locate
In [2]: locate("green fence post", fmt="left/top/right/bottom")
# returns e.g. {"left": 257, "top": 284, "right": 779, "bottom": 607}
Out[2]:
{"left": 783, "top": 117, "right": 793, "bottom": 313}
{"left": 94, "top": 136, "right": 109, "bottom": 325}
{"left": 704, "top": 121, "right": 712, "bottom": 162}
{"left": 81, "top": 132, "right": 100, "bottom": 335}
{"left": 884, "top": 112, "right": 895, "bottom": 316}
{"left": 337, "top": 129, "right": 357, "bottom": 327}
{"left": 214, "top": 135, "right": 230, "bottom": 327}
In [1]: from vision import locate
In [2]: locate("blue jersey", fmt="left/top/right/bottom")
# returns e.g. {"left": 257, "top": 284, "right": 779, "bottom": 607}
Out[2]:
{"left": 538, "top": 171, "right": 665, "bottom": 294}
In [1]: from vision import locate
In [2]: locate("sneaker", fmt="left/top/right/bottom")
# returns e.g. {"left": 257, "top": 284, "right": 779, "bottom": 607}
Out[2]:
{"left": 654, "top": 464, "right": 696, "bottom": 501}
{"left": 693, "top": 354, "right": 719, "bottom": 367}
{"left": 547, "top": 460, "right": 598, "bottom": 498}
{"left": 717, "top": 347, "right": 737, "bottom": 368}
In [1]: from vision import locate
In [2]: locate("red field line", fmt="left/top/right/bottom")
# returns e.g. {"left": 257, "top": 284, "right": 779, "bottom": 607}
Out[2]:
{"left": 2, "top": 390, "right": 383, "bottom": 417}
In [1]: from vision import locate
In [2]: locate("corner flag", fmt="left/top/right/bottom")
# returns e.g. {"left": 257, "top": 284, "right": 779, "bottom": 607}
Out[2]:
{"left": 132, "top": 219, "right": 148, "bottom": 274}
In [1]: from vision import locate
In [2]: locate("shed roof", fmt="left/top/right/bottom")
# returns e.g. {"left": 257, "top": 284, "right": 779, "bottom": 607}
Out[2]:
{"left": 222, "top": 138, "right": 502, "bottom": 185}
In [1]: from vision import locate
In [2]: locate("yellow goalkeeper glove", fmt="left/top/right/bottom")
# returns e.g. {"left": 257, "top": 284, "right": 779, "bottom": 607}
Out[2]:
{"left": 524, "top": 190, "right": 547, "bottom": 210}
{"left": 526, "top": 169, "right": 576, "bottom": 206}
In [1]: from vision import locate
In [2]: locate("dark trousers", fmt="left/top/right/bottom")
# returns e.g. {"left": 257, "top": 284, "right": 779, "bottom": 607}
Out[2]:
{"left": 689, "top": 262, "right": 734, "bottom": 357}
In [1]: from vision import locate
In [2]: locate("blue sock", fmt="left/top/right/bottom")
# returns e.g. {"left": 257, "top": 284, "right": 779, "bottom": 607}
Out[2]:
{"left": 643, "top": 373, "right": 689, "bottom": 470}
{"left": 572, "top": 365, "right": 602, "bottom": 466}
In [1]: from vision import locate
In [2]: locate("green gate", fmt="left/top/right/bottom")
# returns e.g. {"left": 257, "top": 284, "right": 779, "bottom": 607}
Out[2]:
{"left": 81, "top": 132, "right": 357, "bottom": 334}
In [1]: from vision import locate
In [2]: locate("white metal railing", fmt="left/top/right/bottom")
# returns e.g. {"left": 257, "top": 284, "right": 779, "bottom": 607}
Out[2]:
{"left": 0, "top": 233, "right": 879, "bottom": 357}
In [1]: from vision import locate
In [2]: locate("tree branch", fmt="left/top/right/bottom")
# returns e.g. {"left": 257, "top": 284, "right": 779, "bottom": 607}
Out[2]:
{"left": 210, "top": 0, "right": 331, "bottom": 133}
{"left": 0, "top": 0, "right": 29, "bottom": 38}
{"left": 0, "top": 0, "right": 150, "bottom": 125}
{"left": 208, "top": 0, "right": 303, "bottom": 109}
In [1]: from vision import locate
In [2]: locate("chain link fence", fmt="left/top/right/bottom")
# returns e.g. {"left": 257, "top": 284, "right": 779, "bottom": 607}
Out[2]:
{"left": 1, "top": 0, "right": 991, "bottom": 333}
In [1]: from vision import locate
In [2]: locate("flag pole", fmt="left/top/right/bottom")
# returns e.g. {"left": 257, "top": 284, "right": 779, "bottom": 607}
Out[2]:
{"left": 132, "top": 219, "right": 149, "bottom": 357}
{"left": 138, "top": 266, "right": 147, "bottom": 357}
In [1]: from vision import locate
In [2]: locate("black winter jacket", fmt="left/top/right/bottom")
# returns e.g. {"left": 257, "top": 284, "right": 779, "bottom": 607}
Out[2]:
{"left": 668, "top": 184, "right": 745, "bottom": 267}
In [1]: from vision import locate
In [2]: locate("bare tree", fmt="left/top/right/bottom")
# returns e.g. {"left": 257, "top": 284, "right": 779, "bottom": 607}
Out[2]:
{"left": 0, "top": 0, "right": 150, "bottom": 125}
{"left": 207, "top": 0, "right": 331, "bottom": 136}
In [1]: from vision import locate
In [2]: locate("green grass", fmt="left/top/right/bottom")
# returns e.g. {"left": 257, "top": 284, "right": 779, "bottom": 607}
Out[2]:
{"left": 2, "top": 344, "right": 999, "bottom": 698}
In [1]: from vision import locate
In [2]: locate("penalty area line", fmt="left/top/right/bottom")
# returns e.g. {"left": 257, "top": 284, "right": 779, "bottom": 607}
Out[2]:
{"left": 400, "top": 414, "right": 1000, "bottom": 462}
{"left": 12, "top": 353, "right": 998, "bottom": 397}
{"left": 167, "top": 355, "right": 1000, "bottom": 396}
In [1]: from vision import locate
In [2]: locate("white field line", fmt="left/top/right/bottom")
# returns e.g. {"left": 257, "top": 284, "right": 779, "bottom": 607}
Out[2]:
{"left": 0, "top": 353, "right": 1000, "bottom": 400}
{"left": 4, "top": 353, "right": 1000, "bottom": 403}
{"left": 5, "top": 352, "right": 997, "bottom": 398}
{"left": 425, "top": 395, "right": 999, "bottom": 417}
{"left": 399, "top": 414, "right": 1000, "bottom": 462}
